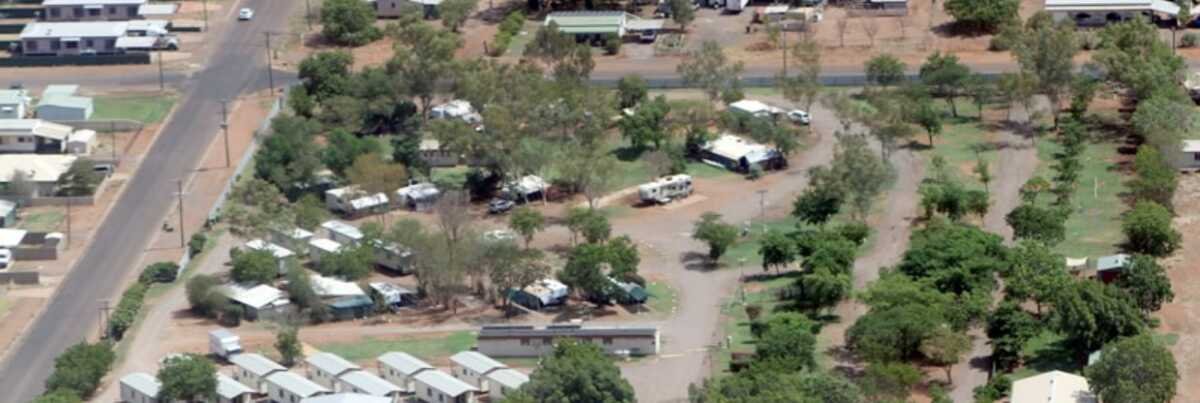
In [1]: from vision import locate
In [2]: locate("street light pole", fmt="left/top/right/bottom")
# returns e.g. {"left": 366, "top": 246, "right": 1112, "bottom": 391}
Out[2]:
{"left": 202, "top": 0, "right": 209, "bottom": 32}
{"left": 264, "top": 33, "right": 275, "bottom": 93}
{"left": 220, "top": 100, "right": 231, "bottom": 167}
{"left": 176, "top": 179, "right": 185, "bottom": 248}
{"left": 157, "top": 49, "right": 164, "bottom": 91}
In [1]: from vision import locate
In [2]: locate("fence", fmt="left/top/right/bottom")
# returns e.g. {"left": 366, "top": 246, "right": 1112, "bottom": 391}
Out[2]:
{"left": 0, "top": 7, "right": 41, "bottom": 18}
{"left": 56, "top": 119, "right": 143, "bottom": 133}
{"left": 0, "top": 271, "right": 39, "bottom": 285}
{"left": 168, "top": 26, "right": 202, "bottom": 33}
{"left": 204, "top": 90, "right": 286, "bottom": 223}
{"left": 0, "top": 53, "right": 150, "bottom": 67}
{"left": 0, "top": 23, "right": 26, "bottom": 34}
{"left": 589, "top": 72, "right": 1004, "bottom": 89}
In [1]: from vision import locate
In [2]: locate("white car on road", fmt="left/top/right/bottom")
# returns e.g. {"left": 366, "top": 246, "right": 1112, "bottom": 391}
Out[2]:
{"left": 238, "top": 8, "right": 255, "bottom": 20}
{"left": 786, "top": 109, "right": 811, "bottom": 125}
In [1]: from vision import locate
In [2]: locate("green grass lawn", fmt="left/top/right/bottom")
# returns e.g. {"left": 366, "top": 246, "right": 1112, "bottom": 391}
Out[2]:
{"left": 922, "top": 101, "right": 1001, "bottom": 192}
{"left": 711, "top": 273, "right": 798, "bottom": 376}
{"left": 318, "top": 331, "right": 477, "bottom": 362}
{"left": 1033, "top": 125, "right": 1127, "bottom": 259}
{"left": 503, "top": 22, "right": 538, "bottom": 57}
{"left": 645, "top": 281, "right": 679, "bottom": 316}
{"left": 430, "top": 166, "right": 469, "bottom": 190}
{"left": 719, "top": 216, "right": 803, "bottom": 268}
{"left": 1010, "top": 330, "right": 1079, "bottom": 381}
{"left": 17, "top": 210, "right": 63, "bottom": 232}
{"left": 93, "top": 94, "right": 177, "bottom": 123}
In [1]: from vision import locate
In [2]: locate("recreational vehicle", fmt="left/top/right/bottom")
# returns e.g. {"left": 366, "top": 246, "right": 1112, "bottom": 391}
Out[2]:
{"left": 638, "top": 174, "right": 693, "bottom": 204}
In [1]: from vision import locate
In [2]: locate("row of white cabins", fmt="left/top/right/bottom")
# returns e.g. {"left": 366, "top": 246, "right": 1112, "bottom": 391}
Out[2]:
{"left": 120, "top": 349, "right": 528, "bottom": 403}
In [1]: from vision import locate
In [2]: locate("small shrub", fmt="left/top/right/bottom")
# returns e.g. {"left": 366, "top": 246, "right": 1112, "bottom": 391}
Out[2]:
{"left": 138, "top": 262, "right": 179, "bottom": 284}
{"left": 188, "top": 232, "right": 206, "bottom": 258}
{"left": 1078, "top": 32, "right": 1099, "bottom": 50}
{"left": 836, "top": 222, "right": 872, "bottom": 245}
{"left": 747, "top": 165, "right": 764, "bottom": 180}
{"left": 1182, "top": 32, "right": 1199, "bottom": 48}
{"left": 107, "top": 282, "right": 149, "bottom": 340}
{"left": 604, "top": 33, "right": 622, "bottom": 55}
{"left": 220, "top": 304, "right": 243, "bottom": 327}
{"left": 988, "top": 35, "right": 1010, "bottom": 51}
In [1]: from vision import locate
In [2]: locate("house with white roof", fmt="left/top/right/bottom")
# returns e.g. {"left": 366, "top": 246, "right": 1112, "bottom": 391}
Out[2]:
{"left": 308, "top": 238, "right": 343, "bottom": 264}
{"left": 305, "top": 352, "right": 362, "bottom": 389}
{"left": 1045, "top": 0, "right": 1180, "bottom": 25}
{"left": 728, "top": 99, "right": 783, "bottom": 119}
{"left": 448, "top": 351, "right": 506, "bottom": 390}
{"left": 336, "top": 371, "right": 402, "bottom": 401}
{"left": 413, "top": 370, "right": 477, "bottom": 403}
{"left": 137, "top": 3, "right": 180, "bottom": 19}
{"left": 273, "top": 227, "right": 315, "bottom": 255}
{"left": 223, "top": 283, "right": 290, "bottom": 320}
{"left": 325, "top": 187, "right": 390, "bottom": 218}
{"left": 0, "top": 90, "right": 31, "bottom": 119}
{"left": 37, "top": 85, "right": 93, "bottom": 121}
{"left": 302, "top": 393, "right": 393, "bottom": 403}
{"left": 701, "top": 134, "right": 785, "bottom": 173}
{"left": 321, "top": 220, "right": 364, "bottom": 246}
{"left": 266, "top": 371, "right": 332, "bottom": 403}
{"left": 120, "top": 372, "right": 160, "bottom": 403}
{"left": 485, "top": 368, "right": 528, "bottom": 400}
{"left": 1173, "top": 140, "right": 1200, "bottom": 171}
{"left": 229, "top": 353, "right": 287, "bottom": 393}
{"left": 19, "top": 21, "right": 128, "bottom": 56}
{"left": 217, "top": 373, "right": 255, "bottom": 403}
{"left": 0, "top": 154, "right": 77, "bottom": 197}
{"left": 1011, "top": 370, "right": 1096, "bottom": 403}
{"left": 377, "top": 352, "right": 433, "bottom": 392}
{"left": 244, "top": 239, "right": 298, "bottom": 275}
{"left": 0, "top": 119, "right": 75, "bottom": 153}
{"left": 369, "top": 283, "right": 417, "bottom": 308}
{"left": 42, "top": 0, "right": 147, "bottom": 21}
{"left": 430, "top": 100, "right": 482, "bottom": 124}
{"left": 309, "top": 274, "right": 367, "bottom": 298}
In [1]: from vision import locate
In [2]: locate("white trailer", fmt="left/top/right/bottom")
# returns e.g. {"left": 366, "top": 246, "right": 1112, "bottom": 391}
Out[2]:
{"left": 638, "top": 174, "right": 693, "bottom": 204}
{"left": 209, "top": 328, "right": 242, "bottom": 359}
{"left": 726, "top": 0, "right": 750, "bottom": 12}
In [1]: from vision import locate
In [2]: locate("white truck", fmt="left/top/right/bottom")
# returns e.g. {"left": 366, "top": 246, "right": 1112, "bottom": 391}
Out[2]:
{"left": 208, "top": 329, "right": 242, "bottom": 359}
{"left": 638, "top": 174, "right": 693, "bottom": 204}
{"left": 725, "top": 0, "right": 750, "bottom": 13}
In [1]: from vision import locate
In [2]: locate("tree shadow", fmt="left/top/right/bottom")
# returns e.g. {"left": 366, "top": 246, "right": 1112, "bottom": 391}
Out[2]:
{"left": 611, "top": 145, "right": 646, "bottom": 162}
{"left": 1022, "top": 335, "right": 1083, "bottom": 374}
{"left": 680, "top": 251, "right": 719, "bottom": 272}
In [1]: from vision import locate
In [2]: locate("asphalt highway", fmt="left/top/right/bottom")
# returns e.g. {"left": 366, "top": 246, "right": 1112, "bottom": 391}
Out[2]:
{"left": 0, "top": 0, "right": 298, "bottom": 400}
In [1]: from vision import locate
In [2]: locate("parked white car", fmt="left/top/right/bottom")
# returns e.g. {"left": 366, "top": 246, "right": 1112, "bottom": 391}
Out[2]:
{"left": 238, "top": 8, "right": 255, "bottom": 20}
{"left": 0, "top": 249, "right": 13, "bottom": 270}
{"left": 787, "top": 109, "right": 811, "bottom": 125}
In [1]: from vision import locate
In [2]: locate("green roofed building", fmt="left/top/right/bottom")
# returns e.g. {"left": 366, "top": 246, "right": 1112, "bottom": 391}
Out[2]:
{"left": 545, "top": 11, "right": 663, "bottom": 39}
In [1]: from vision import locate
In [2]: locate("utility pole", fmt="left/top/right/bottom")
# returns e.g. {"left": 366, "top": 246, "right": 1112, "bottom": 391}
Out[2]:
{"left": 64, "top": 197, "right": 71, "bottom": 250}
{"left": 265, "top": 33, "right": 275, "bottom": 94}
{"left": 756, "top": 189, "right": 767, "bottom": 234}
{"left": 175, "top": 179, "right": 185, "bottom": 248}
{"left": 305, "top": 0, "right": 313, "bottom": 30}
{"left": 157, "top": 49, "right": 164, "bottom": 90}
{"left": 109, "top": 120, "right": 116, "bottom": 163}
{"left": 781, "top": 26, "right": 788, "bottom": 78}
{"left": 220, "top": 100, "right": 231, "bottom": 167}
{"left": 202, "top": 0, "right": 209, "bottom": 32}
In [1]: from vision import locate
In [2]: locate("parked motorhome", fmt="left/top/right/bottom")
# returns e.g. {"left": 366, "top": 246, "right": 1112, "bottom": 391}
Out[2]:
{"left": 507, "top": 278, "right": 569, "bottom": 310}
{"left": 372, "top": 240, "right": 413, "bottom": 273}
{"left": 244, "top": 239, "right": 296, "bottom": 275}
{"left": 638, "top": 174, "right": 692, "bottom": 204}
{"left": 394, "top": 182, "right": 440, "bottom": 211}
{"left": 325, "top": 187, "right": 390, "bottom": 218}
{"left": 321, "top": 220, "right": 364, "bottom": 246}
{"left": 209, "top": 328, "right": 242, "bottom": 359}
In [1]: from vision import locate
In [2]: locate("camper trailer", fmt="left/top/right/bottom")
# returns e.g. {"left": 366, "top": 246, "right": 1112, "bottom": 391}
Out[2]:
{"left": 638, "top": 175, "right": 693, "bottom": 205}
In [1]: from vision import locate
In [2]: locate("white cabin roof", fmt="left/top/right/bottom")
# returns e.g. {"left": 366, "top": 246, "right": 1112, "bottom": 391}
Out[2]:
{"left": 266, "top": 371, "right": 330, "bottom": 397}
{"left": 449, "top": 351, "right": 506, "bottom": 374}
{"left": 1011, "top": 370, "right": 1096, "bottom": 403}
{"left": 338, "top": 371, "right": 401, "bottom": 396}
{"left": 378, "top": 352, "right": 433, "bottom": 376}
{"left": 321, "top": 220, "right": 365, "bottom": 241}
{"left": 217, "top": 373, "right": 255, "bottom": 399}
{"left": 306, "top": 352, "right": 360, "bottom": 376}
{"left": 310, "top": 274, "right": 366, "bottom": 297}
{"left": 486, "top": 368, "right": 529, "bottom": 390}
{"left": 0, "top": 119, "right": 73, "bottom": 141}
{"left": 245, "top": 239, "right": 297, "bottom": 259}
{"left": 309, "top": 238, "right": 343, "bottom": 253}
{"left": 230, "top": 353, "right": 286, "bottom": 377}
{"left": 120, "top": 372, "right": 160, "bottom": 397}
{"left": 414, "top": 370, "right": 477, "bottom": 397}
{"left": 223, "top": 284, "right": 289, "bottom": 310}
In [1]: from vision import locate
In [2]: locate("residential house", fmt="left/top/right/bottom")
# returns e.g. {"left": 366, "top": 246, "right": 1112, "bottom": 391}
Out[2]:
{"left": 272, "top": 227, "right": 315, "bottom": 255}
{"left": 701, "top": 134, "right": 785, "bottom": 173}
{"left": 301, "top": 393, "right": 393, "bottom": 403}
{"left": 20, "top": 21, "right": 126, "bottom": 56}
{"left": 119, "top": 372, "right": 160, "bottom": 403}
{"left": 336, "top": 371, "right": 402, "bottom": 401}
{"left": 230, "top": 353, "right": 287, "bottom": 393}
{"left": 377, "top": 352, "right": 433, "bottom": 392}
{"left": 485, "top": 368, "right": 528, "bottom": 401}
{"left": 1010, "top": 370, "right": 1096, "bottom": 403}
{"left": 448, "top": 351, "right": 506, "bottom": 390}
{"left": 476, "top": 325, "right": 660, "bottom": 357}
{"left": 217, "top": 373, "right": 256, "bottom": 403}
{"left": 266, "top": 371, "right": 331, "bottom": 403}
{"left": 223, "top": 283, "right": 290, "bottom": 320}
{"left": 305, "top": 352, "right": 362, "bottom": 389}
{"left": 244, "top": 239, "right": 298, "bottom": 275}
{"left": 413, "top": 370, "right": 477, "bottom": 403}
{"left": 42, "top": 0, "right": 147, "bottom": 21}
{"left": 37, "top": 86, "right": 93, "bottom": 121}
{"left": 0, "top": 90, "right": 31, "bottom": 119}
{"left": 1045, "top": 0, "right": 1179, "bottom": 25}
{"left": 308, "top": 238, "right": 342, "bottom": 264}
{"left": 0, "top": 154, "right": 77, "bottom": 197}
{"left": 321, "top": 220, "right": 364, "bottom": 246}
{"left": 0, "top": 199, "right": 16, "bottom": 227}
{"left": 0, "top": 119, "right": 74, "bottom": 153}
{"left": 325, "top": 187, "right": 389, "bottom": 218}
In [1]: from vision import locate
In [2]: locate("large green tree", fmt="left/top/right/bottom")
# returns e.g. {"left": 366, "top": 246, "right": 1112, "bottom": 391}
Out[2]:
{"left": 388, "top": 16, "right": 462, "bottom": 118}
{"left": 678, "top": 41, "right": 746, "bottom": 104}
{"left": 255, "top": 115, "right": 323, "bottom": 195}
{"left": 297, "top": 51, "right": 354, "bottom": 101}
{"left": 1085, "top": 334, "right": 1179, "bottom": 403}
{"left": 1122, "top": 201, "right": 1181, "bottom": 257}
{"left": 1006, "top": 204, "right": 1067, "bottom": 246}
{"left": 1003, "top": 11, "right": 1079, "bottom": 126}
{"left": 43, "top": 342, "right": 114, "bottom": 399}
{"left": 753, "top": 313, "right": 818, "bottom": 372}
{"left": 944, "top": 0, "right": 1019, "bottom": 32}
{"left": 230, "top": 249, "right": 278, "bottom": 285}
{"left": 321, "top": 0, "right": 382, "bottom": 46}
{"left": 918, "top": 52, "right": 969, "bottom": 117}
{"left": 693, "top": 212, "right": 739, "bottom": 261}
{"left": 1116, "top": 254, "right": 1174, "bottom": 314}
{"left": 516, "top": 340, "right": 635, "bottom": 403}
{"left": 157, "top": 354, "right": 218, "bottom": 402}
{"left": 1130, "top": 146, "right": 1179, "bottom": 209}
{"left": 1051, "top": 280, "right": 1146, "bottom": 353}
{"left": 1094, "top": 16, "right": 1187, "bottom": 101}
{"left": 689, "top": 368, "right": 861, "bottom": 403}
{"left": 865, "top": 54, "right": 906, "bottom": 89}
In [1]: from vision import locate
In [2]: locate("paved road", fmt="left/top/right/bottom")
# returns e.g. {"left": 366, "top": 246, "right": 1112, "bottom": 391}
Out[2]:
{"left": 0, "top": 0, "right": 298, "bottom": 400}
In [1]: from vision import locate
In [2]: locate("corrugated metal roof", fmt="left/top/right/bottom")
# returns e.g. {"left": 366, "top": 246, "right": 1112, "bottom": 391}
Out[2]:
{"left": 339, "top": 371, "right": 400, "bottom": 396}
{"left": 230, "top": 353, "right": 286, "bottom": 377}
{"left": 378, "top": 352, "right": 433, "bottom": 376}
{"left": 306, "top": 352, "right": 360, "bottom": 375}
{"left": 0, "top": 154, "right": 76, "bottom": 183}
{"left": 223, "top": 284, "right": 288, "bottom": 309}
{"left": 1010, "top": 370, "right": 1096, "bottom": 403}
{"left": 120, "top": 372, "right": 161, "bottom": 397}
{"left": 245, "top": 239, "right": 296, "bottom": 259}
{"left": 217, "top": 373, "right": 254, "bottom": 399}
{"left": 42, "top": 85, "right": 78, "bottom": 97}
{"left": 414, "top": 370, "right": 477, "bottom": 396}
{"left": 449, "top": 351, "right": 506, "bottom": 374}
{"left": 38, "top": 95, "right": 94, "bottom": 110}
{"left": 309, "top": 238, "right": 343, "bottom": 253}
{"left": 43, "top": 0, "right": 145, "bottom": 5}
{"left": 266, "top": 371, "right": 330, "bottom": 397}
{"left": 478, "top": 325, "right": 659, "bottom": 338}
{"left": 0, "top": 119, "right": 74, "bottom": 141}
{"left": 302, "top": 393, "right": 392, "bottom": 403}
{"left": 486, "top": 368, "right": 529, "bottom": 389}
{"left": 20, "top": 22, "right": 128, "bottom": 39}
{"left": 0, "top": 90, "right": 28, "bottom": 105}
{"left": 320, "top": 220, "right": 364, "bottom": 240}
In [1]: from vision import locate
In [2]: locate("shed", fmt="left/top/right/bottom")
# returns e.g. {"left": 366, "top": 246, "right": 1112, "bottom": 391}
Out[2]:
{"left": 321, "top": 220, "right": 365, "bottom": 246}
{"left": 66, "top": 129, "right": 96, "bottom": 155}
{"left": 337, "top": 371, "right": 402, "bottom": 399}
{"left": 327, "top": 295, "right": 375, "bottom": 321}
{"left": 1088, "top": 253, "right": 1131, "bottom": 283}
{"left": 507, "top": 278, "right": 568, "bottom": 310}
{"left": 273, "top": 227, "right": 315, "bottom": 255}
{"left": 310, "top": 274, "right": 367, "bottom": 298}
{"left": 701, "top": 134, "right": 785, "bottom": 173}
{"left": 244, "top": 239, "right": 298, "bottom": 275}
{"left": 369, "top": 282, "right": 417, "bottom": 307}
{"left": 1010, "top": 370, "right": 1096, "bottom": 403}
{"left": 0, "top": 199, "right": 16, "bottom": 228}
{"left": 610, "top": 278, "right": 649, "bottom": 305}
{"left": 223, "top": 283, "right": 290, "bottom": 320}
{"left": 306, "top": 352, "right": 362, "bottom": 389}
{"left": 302, "top": 394, "right": 393, "bottom": 403}
{"left": 545, "top": 11, "right": 629, "bottom": 37}
{"left": 119, "top": 372, "right": 160, "bottom": 403}
{"left": 448, "top": 351, "right": 506, "bottom": 390}
{"left": 217, "top": 373, "right": 255, "bottom": 403}
{"left": 308, "top": 238, "right": 343, "bottom": 263}
{"left": 325, "top": 187, "right": 390, "bottom": 218}
{"left": 229, "top": 353, "right": 287, "bottom": 393}
{"left": 0, "top": 90, "right": 30, "bottom": 119}
{"left": 485, "top": 368, "right": 529, "bottom": 401}
{"left": 377, "top": 352, "right": 433, "bottom": 392}
{"left": 413, "top": 370, "right": 477, "bottom": 403}
{"left": 36, "top": 94, "right": 93, "bottom": 121}
{"left": 394, "top": 182, "right": 440, "bottom": 211}
{"left": 372, "top": 240, "right": 413, "bottom": 274}
{"left": 266, "top": 371, "right": 332, "bottom": 403}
